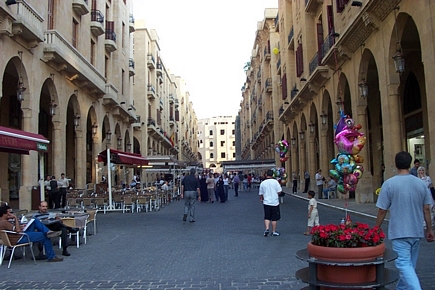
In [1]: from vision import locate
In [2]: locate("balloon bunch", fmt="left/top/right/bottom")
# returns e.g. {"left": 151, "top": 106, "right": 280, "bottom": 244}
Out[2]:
{"left": 275, "top": 140, "right": 289, "bottom": 163}
{"left": 271, "top": 167, "right": 288, "bottom": 186}
{"left": 329, "top": 113, "right": 366, "bottom": 194}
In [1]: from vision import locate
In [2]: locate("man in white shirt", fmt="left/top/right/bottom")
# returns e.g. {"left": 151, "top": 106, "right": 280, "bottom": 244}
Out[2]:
{"left": 259, "top": 170, "right": 282, "bottom": 237}
{"left": 58, "top": 173, "right": 69, "bottom": 208}
{"left": 315, "top": 169, "right": 324, "bottom": 199}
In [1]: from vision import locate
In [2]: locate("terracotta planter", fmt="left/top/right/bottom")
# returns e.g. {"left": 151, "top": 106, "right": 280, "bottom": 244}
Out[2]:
{"left": 307, "top": 242, "right": 385, "bottom": 285}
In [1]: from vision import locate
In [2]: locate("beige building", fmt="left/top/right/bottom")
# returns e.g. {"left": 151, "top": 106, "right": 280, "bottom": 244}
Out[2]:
{"left": 198, "top": 116, "right": 236, "bottom": 172}
{"left": 239, "top": 0, "right": 435, "bottom": 203}
{"left": 0, "top": 0, "right": 198, "bottom": 209}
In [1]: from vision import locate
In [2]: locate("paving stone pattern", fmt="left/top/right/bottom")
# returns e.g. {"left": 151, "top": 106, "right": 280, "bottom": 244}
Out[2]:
{"left": 1, "top": 187, "right": 431, "bottom": 289}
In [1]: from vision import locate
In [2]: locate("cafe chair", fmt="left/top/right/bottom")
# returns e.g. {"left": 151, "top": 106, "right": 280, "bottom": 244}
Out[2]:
{"left": 113, "top": 195, "right": 123, "bottom": 209}
{"left": 136, "top": 197, "right": 150, "bottom": 212}
{"left": 61, "top": 215, "right": 88, "bottom": 248}
{"left": 122, "top": 196, "right": 134, "bottom": 213}
{"left": 67, "top": 198, "right": 81, "bottom": 208}
{"left": 86, "top": 210, "right": 97, "bottom": 235}
{"left": 0, "top": 230, "right": 36, "bottom": 269}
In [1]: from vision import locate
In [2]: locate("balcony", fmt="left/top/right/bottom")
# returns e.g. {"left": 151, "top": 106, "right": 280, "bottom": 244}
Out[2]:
{"left": 169, "top": 116, "right": 175, "bottom": 126}
{"left": 169, "top": 94, "right": 175, "bottom": 104}
{"left": 11, "top": 0, "right": 45, "bottom": 49}
{"left": 103, "top": 83, "right": 119, "bottom": 107}
{"left": 264, "top": 46, "right": 271, "bottom": 61}
{"left": 156, "top": 62, "right": 163, "bottom": 77}
{"left": 305, "top": 0, "right": 323, "bottom": 13}
{"left": 129, "top": 13, "right": 135, "bottom": 33}
{"left": 257, "top": 70, "right": 261, "bottom": 83}
{"left": 90, "top": 9, "right": 104, "bottom": 36}
{"left": 174, "top": 98, "right": 179, "bottom": 108}
{"left": 258, "top": 96, "right": 263, "bottom": 110}
{"left": 147, "top": 84, "right": 156, "bottom": 99}
{"left": 147, "top": 54, "right": 156, "bottom": 69}
{"left": 0, "top": 2, "right": 16, "bottom": 36}
{"left": 308, "top": 52, "right": 329, "bottom": 87}
{"left": 276, "top": 56, "right": 281, "bottom": 71}
{"left": 43, "top": 30, "right": 105, "bottom": 95}
{"left": 265, "top": 78, "right": 272, "bottom": 93}
{"left": 128, "top": 58, "right": 135, "bottom": 76}
{"left": 287, "top": 26, "right": 294, "bottom": 50}
{"left": 105, "top": 26, "right": 117, "bottom": 53}
{"left": 159, "top": 98, "right": 164, "bottom": 111}
{"left": 72, "top": 0, "right": 89, "bottom": 16}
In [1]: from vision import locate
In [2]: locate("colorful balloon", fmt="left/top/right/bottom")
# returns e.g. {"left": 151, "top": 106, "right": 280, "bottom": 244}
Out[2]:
{"left": 272, "top": 47, "right": 279, "bottom": 55}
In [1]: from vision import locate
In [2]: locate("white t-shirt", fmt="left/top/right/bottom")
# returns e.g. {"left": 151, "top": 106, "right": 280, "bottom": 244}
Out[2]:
{"left": 308, "top": 198, "right": 318, "bottom": 213}
{"left": 315, "top": 173, "right": 323, "bottom": 185}
{"left": 259, "top": 178, "right": 282, "bottom": 206}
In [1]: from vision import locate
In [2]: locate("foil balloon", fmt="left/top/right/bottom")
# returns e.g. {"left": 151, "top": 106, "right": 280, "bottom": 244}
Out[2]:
{"left": 272, "top": 47, "right": 279, "bottom": 55}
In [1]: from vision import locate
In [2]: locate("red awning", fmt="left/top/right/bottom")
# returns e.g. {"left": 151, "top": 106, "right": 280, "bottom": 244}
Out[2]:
{"left": 98, "top": 149, "right": 148, "bottom": 166}
{"left": 0, "top": 126, "right": 49, "bottom": 154}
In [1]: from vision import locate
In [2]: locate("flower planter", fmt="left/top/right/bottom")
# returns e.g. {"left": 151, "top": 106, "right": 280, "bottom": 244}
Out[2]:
{"left": 307, "top": 242, "right": 385, "bottom": 285}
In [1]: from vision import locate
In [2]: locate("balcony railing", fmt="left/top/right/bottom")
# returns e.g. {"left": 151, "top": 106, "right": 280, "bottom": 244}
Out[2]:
{"left": 129, "top": 58, "right": 135, "bottom": 76}
{"left": 91, "top": 9, "right": 104, "bottom": 22}
{"left": 90, "top": 9, "right": 104, "bottom": 36}
{"left": 264, "top": 46, "right": 271, "bottom": 60}
{"left": 265, "top": 78, "right": 272, "bottom": 92}
{"left": 322, "top": 32, "right": 335, "bottom": 60}
{"left": 11, "top": 0, "right": 45, "bottom": 46}
{"left": 288, "top": 26, "right": 294, "bottom": 46}
{"left": 105, "top": 24, "right": 117, "bottom": 52}
{"left": 147, "top": 54, "right": 156, "bottom": 69}
{"left": 129, "top": 13, "right": 135, "bottom": 33}
{"left": 105, "top": 28, "right": 116, "bottom": 41}
{"left": 147, "top": 118, "right": 156, "bottom": 127}
{"left": 266, "top": 111, "right": 273, "bottom": 122}
{"left": 309, "top": 52, "right": 320, "bottom": 76}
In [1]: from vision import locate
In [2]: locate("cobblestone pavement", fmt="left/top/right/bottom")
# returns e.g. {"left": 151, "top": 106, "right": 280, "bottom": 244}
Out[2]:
{"left": 1, "top": 187, "right": 432, "bottom": 289}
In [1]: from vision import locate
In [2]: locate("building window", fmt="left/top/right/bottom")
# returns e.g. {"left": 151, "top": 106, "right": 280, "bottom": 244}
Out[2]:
{"left": 233, "top": 152, "right": 236, "bottom": 158}
{"left": 232, "top": 129, "right": 235, "bottom": 135}
{"left": 200, "top": 140, "right": 203, "bottom": 144}
{"left": 220, "top": 141, "right": 225, "bottom": 147}
{"left": 221, "top": 152, "right": 226, "bottom": 158}
{"left": 232, "top": 141, "right": 235, "bottom": 146}
{"left": 91, "top": 39, "right": 96, "bottom": 66}
{"left": 48, "top": 0, "right": 55, "bottom": 29}
{"left": 209, "top": 130, "right": 213, "bottom": 135}
{"left": 72, "top": 18, "right": 79, "bottom": 48}
{"left": 210, "top": 153, "right": 214, "bottom": 158}
{"left": 220, "top": 129, "right": 225, "bottom": 135}
{"left": 121, "top": 69, "right": 125, "bottom": 95}
{"left": 210, "top": 141, "right": 213, "bottom": 147}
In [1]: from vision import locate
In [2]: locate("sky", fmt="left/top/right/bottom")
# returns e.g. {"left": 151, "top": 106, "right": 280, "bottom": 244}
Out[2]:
{"left": 132, "top": 0, "right": 278, "bottom": 119}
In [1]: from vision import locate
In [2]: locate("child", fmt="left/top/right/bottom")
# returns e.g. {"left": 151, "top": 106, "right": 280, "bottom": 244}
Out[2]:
{"left": 304, "top": 190, "right": 319, "bottom": 235}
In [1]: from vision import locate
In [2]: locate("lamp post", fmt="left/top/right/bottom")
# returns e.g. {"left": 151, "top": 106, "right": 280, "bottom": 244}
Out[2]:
{"left": 17, "top": 50, "right": 26, "bottom": 102}
{"left": 117, "top": 136, "right": 122, "bottom": 149}
{"left": 336, "top": 97, "right": 344, "bottom": 112}
{"left": 127, "top": 142, "right": 132, "bottom": 151}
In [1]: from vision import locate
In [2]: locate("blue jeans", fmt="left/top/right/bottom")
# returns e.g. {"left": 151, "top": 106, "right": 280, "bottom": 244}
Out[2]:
{"left": 392, "top": 238, "right": 422, "bottom": 290}
{"left": 183, "top": 191, "right": 197, "bottom": 221}
{"left": 19, "top": 219, "right": 56, "bottom": 260}
{"left": 224, "top": 185, "right": 229, "bottom": 201}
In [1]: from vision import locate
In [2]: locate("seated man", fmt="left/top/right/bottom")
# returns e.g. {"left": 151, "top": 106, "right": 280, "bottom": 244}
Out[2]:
{"left": 323, "top": 176, "right": 337, "bottom": 198}
{"left": 32, "top": 201, "right": 75, "bottom": 257}
{"left": 0, "top": 205, "right": 63, "bottom": 262}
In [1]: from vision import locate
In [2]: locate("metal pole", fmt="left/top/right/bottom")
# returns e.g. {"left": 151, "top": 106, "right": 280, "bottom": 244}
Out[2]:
{"left": 39, "top": 152, "right": 45, "bottom": 202}
{"left": 107, "top": 148, "right": 114, "bottom": 209}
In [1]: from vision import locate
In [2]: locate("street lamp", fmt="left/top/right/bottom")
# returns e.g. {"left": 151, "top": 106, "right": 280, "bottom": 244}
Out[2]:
{"left": 291, "top": 136, "right": 296, "bottom": 146}
{"left": 106, "top": 130, "right": 112, "bottom": 142}
{"left": 127, "top": 142, "right": 132, "bottom": 151}
{"left": 308, "top": 121, "right": 315, "bottom": 134}
{"left": 336, "top": 97, "right": 344, "bottom": 112}
{"left": 320, "top": 111, "right": 328, "bottom": 126}
{"left": 73, "top": 113, "right": 81, "bottom": 127}
{"left": 49, "top": 100, "right": 57, "bottom": 116}
{"left": 358, "top": 79, "right": 369, "bottom": 98}
{"left": 299, "top": 130, "right": 305, "bottom": 141}
{"left": 117, "top": 136, "right": 122, "bottom": 149}
{"left": 392, "top": 7, "right": 405, "bottom": 74}
{"left": 16, "top": 50, "right": 26, "bottom": 102}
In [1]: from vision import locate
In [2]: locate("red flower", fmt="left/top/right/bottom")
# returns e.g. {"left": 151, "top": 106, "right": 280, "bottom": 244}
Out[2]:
{"left": 310, "top": 222, "right": 385, "bottom": 248}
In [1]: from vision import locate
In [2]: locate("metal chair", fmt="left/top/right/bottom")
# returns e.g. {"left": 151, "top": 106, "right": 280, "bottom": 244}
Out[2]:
{"left": 61, "top": 214, "right": 89, "bottom": 248}
{"left": 0, "top": 230, "right": 36, "bottom": 269}
{"left": 122, "top": 196, "right": 134, "bottom": 213}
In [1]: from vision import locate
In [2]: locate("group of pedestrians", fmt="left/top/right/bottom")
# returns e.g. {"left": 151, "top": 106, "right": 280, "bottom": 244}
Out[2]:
{"left": 44, "top": 173, "right": 69, "bottom": 209}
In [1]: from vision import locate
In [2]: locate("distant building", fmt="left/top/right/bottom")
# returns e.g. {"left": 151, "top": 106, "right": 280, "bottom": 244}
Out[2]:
{"left": 197, "top": 116, "right": 236, "bottom": 172}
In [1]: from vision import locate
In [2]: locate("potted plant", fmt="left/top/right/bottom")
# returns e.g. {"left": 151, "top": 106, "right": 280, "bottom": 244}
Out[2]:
{"left": 307, "top": 220, "right": 386, "bottom": 284}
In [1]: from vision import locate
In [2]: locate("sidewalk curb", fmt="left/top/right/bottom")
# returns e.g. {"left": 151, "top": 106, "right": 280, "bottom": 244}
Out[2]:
{"left": 287, "top": 192, "right": 387, "bottom": 222}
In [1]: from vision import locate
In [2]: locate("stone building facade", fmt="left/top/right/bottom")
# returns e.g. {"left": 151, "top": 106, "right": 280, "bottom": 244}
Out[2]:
{"left": 238, "top": 0, "right": 434, "bottom": 203}
{"left": 0, "top": 0, "right": 198, "bottom": 209}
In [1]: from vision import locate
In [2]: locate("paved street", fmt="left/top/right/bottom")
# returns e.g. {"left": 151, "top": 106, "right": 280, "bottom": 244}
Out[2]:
{"left": 1, "top": 187, "right": 433, "bottom": 289}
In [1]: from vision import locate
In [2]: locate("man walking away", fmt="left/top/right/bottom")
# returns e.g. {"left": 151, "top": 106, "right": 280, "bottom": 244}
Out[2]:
{"left": 181, "top": 168, "right": 201, "bottom": 222}
{"left": 259, "top": 170, "right": 282, "bottom": 237}
{"left": 233, "top": 174, "right": 240, "bottom": 197}
{"left": 376, "top": 151, "right": 434, "bottom": 289}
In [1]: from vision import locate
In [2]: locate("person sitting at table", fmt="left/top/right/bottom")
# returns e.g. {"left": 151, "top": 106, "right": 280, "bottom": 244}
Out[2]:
{"left": 32, "top": 201, "right": 77, "bottom": 257}
{"left": 322, "top": 176, "right": 337, "bottom": 199}
{"left": 0, "top": 205, "right": 63, "bottom": 262}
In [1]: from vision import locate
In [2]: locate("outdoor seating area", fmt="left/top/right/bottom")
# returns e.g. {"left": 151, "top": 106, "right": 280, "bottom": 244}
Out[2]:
{"left": 66, "top": 186, "right": 180, "bottom": 214}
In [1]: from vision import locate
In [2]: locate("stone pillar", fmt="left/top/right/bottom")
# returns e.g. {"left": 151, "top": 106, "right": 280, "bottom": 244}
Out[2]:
{"left": 52, "top": 121, "right": 62, "bottom": 177}
{"left": 75, "top": 129, "right": 85, "bottom": 188}
{"left": 320, "top": 128, "right": 329, "bottom": 173}
{"left": 382, "top": 84, "right": 402, "bottom": 179}
{"left": 308, "top": 134, "right": 316, "bottom": 192}
{"left": 19, "top": 108, "right": 35, "bottom": 209}
{"left": 299, "top": 140, "right": 306, "bottom": 192}
{"left": 355, "top": 104, "right": 373, "bottom": 203}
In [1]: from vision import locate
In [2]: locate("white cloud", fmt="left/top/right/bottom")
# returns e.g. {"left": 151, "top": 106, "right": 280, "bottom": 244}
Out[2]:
{"left": 132, "top": 0, "right": 277, "bottom": 119}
